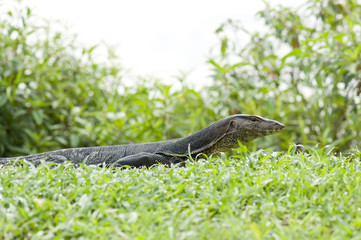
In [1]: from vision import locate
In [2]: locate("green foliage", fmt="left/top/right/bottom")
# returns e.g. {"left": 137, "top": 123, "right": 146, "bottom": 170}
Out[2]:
{"left": 207, "top": 0, "right": 361, "bottom": 151}
{"left": 0, "top": 3, "right": 216, "bottom": 157}
{"left": 1, "top": 148, "right": 360, "bottom": 239}
{"left": 1, "top": 0, "right": 361, "bottom": 157}
{"left": 0, "top": 4, "right": 121, "bottom": 155}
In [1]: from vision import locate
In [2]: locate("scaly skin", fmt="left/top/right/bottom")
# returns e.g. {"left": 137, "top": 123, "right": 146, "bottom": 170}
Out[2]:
{"left": 0, "top": 114, "right": 285, "bottom": 168}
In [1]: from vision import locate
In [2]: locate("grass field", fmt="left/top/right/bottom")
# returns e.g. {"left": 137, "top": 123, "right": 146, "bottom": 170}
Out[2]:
{"left": 1, "top": 146, "right": 361, "bottom": 239}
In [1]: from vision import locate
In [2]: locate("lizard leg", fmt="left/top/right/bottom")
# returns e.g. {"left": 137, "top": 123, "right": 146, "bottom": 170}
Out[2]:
{"left": 110, "top": 152, "right": 181, "bottom": 168}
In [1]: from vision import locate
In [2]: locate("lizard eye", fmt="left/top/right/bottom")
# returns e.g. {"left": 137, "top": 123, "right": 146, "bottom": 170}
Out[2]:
{"left": 250, "top": 118, "right": 258, "bottom": 122}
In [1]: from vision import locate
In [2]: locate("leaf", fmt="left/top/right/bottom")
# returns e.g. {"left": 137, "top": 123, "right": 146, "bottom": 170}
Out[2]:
{"left": 88, "top": 44, "right": 98, "bottom": 54}
{"left": 221, "top": 37, "right": 228, "bottom": 58}
{"left": 32, "top": 110, "right": 43, "bottom": 126}
{"left": 250, "top": 223, "right": 262, "bottom": 240}
{"left": 0, "top": 95, "right": 7, "bottom": 107}
{"left": 22, "top": 16, "right": 26, "bottom": 27}
{"left": 15, "top": 71, "right": 22, "bottom": 84}
{"left": 208, "top": 59, "right": 225, "bottom": 73}
{"left": 215, "top": 23, "right": 225, "bottom": 34}
{"left": 55, "top": 136, "right": 68, "bottom": 146}
{"left": 24, "top": 128, "right": 37, "bottom": 142}
{"left": 281, "top": 48, "right": 303, "bottom": 62}
{"left": 227, "top": 62, "right": 251, "bottom": 71}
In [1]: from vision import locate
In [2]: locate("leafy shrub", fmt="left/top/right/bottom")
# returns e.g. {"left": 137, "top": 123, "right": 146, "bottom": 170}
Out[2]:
{"left": 0, "top": 4, "right": 121, "bottom": 156}
{"left": 207, "top": 0, "right": 361, "bottom": 151}
{"left": 0, "top": 3, "right": 216, "bottom": 157}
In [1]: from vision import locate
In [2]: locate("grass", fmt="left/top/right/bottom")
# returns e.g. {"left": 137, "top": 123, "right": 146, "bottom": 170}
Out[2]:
{"left": 1, "top": 145, "right": 361, "bottom": 239}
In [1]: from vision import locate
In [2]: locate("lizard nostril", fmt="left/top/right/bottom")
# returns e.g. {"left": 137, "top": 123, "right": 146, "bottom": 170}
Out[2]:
{"left": 273, "top": 122, "right": 285, "bottom": 131}
{"left": 277, "top": 123, "right": 285, "bottom": 130}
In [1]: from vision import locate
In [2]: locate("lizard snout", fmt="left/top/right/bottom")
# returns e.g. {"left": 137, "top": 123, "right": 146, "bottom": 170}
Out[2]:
{"left": 273, "top": 121, "right": 285, "bottom": 132}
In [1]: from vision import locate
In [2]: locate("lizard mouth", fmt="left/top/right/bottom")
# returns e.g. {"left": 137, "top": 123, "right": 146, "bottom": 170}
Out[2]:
{"left": 262, "top": 123, "right": 285, "bottom": 135}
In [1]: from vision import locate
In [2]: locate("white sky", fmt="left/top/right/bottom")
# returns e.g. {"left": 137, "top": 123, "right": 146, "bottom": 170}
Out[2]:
{"left": 19, "top": 0, "right": 303, "bottom": 87}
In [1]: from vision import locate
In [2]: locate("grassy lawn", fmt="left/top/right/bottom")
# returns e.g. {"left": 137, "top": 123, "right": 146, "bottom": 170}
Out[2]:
{"left": 1, "top": 146, "right": 361, "bottom": 239}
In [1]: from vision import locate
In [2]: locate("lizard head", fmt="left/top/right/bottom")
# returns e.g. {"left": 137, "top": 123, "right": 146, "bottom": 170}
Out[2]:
{"left": 209, "top": 114, "right": 285, "bottom": 152}
{"left": 174, "top": 114, "right": 285, "bottom": 156}
{"left": 225, "top": 114, "right": 285, "bottom": 143}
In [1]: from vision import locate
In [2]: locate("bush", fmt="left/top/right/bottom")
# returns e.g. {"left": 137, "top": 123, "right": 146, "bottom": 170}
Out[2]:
{"left": 0, "top": 4, "right": 120, "bottom": 156}
{"left": 207, "top": 0, "right": 361, "bottom": 151}
{"left": 0, "top": 3, "right": 216, "bottom": 157}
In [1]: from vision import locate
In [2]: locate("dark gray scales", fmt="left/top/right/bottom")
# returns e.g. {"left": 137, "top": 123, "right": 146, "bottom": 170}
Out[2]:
{"left": 0, "top": 114, "right": 285, "bottom": 168}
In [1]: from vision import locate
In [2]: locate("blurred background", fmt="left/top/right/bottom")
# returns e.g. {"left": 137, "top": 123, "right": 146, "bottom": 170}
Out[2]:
{"left": 0, "top": 0, "right": 360, "bottom": 157}
{"left": 5, "top": 0, "right": 303, "bottom": 87}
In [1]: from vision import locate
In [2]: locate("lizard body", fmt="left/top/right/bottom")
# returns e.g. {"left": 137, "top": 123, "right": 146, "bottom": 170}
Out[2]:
{"left": 0, "top": 114, "right": 285, "bottom": 168}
